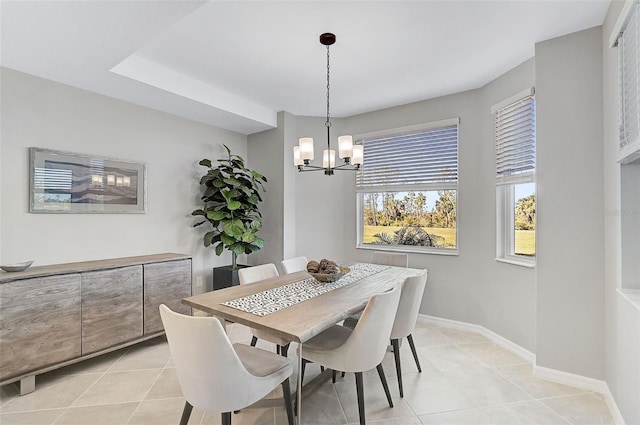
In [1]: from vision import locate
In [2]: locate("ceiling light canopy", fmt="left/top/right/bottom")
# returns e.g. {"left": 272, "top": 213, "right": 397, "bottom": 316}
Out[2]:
{"left": 293, "top": 33, "right": 362, "bottom": 175}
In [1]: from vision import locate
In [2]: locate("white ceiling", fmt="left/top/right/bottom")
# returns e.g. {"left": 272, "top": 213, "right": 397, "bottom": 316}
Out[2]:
{"left": 1, "top": 1, "right": 609, "bottom": 135}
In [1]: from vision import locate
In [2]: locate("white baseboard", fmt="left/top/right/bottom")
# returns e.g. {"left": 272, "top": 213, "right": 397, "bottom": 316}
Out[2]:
{"left": 533, "top": 365, "right": 607, "bottom": 393}
{"left": 534, "top": 366, "right": 626, "bottom": 425}
{"left": 417, "top": 314, "right": 625, "bottom": 425}
{"left": 417, "top": 314, "right": 536, "bottom": 364}
{"left": 602, "top": 386, "right": 627, "bottom": 425}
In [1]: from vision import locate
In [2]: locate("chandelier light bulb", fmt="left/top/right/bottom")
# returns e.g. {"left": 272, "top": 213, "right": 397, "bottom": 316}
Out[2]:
{"left": 338, "top": 135, "right": 354, "bottom": 159}
{"left": 293, "top": 146, "right": 304, "bottom": 166}
{"left": 323, "top": 149, "right": 336, "bottom": 168}
{"left": 352, "top": 145, "right": 364, "bottom": 166}
{"left": 299, "top": 138, "right": 314, "bottom": 161}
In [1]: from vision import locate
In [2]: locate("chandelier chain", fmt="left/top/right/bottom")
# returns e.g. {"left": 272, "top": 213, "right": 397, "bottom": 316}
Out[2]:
{"left": 326, "top": 45, "right": 331, "bottom": 129}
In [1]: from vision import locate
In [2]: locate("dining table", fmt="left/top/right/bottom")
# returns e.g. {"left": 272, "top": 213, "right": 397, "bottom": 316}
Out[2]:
{"left": 182, "top": 263, "right": 424, "bottom": 424}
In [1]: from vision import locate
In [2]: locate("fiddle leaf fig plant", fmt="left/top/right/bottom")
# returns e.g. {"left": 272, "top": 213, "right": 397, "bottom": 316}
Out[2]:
{"left": 191, "top": 145, "right": 268, "bottom": 269}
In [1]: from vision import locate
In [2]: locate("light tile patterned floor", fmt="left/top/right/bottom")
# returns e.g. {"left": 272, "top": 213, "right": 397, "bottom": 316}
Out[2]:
{"left": 0, "top": 323, "right": 614, "bottom": 425}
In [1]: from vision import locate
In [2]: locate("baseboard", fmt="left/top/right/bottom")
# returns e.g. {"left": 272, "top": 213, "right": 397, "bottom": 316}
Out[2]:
{"left": 417, "top": 314, "right": 536, "bottom": 364}
{"left": 534, "top": 366, "right": 626, "bottom": 425}
{"left": 417, "top": 314, "right": 625, "bottom": 425}
{"left": 602, "top": 386, "right": 627, "bottom": 425}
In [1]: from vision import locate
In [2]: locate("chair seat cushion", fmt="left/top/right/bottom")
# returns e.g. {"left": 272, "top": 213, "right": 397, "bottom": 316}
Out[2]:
{"left": 305, "top": 324, "right": 352, "bottom": 352}
{"left": 234, "top": 343, "right": 293, "bottom": 378}
{"left": 342, "top": 313, "right": 361, "bottom": 329}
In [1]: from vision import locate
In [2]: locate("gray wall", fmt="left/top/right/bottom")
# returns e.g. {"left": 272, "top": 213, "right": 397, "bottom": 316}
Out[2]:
{"left": 535, "top": 27, "right": 605, "bottom": 379}
{"left": 0, "top": 68, "right": 247, "bottom": 294}
{"left": 250, "top": 61, "right": 539, "bottom": 352}
{"left": 602, "top": 1, "right": 640, "bottom": 423}
{"left": 247, "top": 111, "right": 300, "bottom": 273}
{"left": 246, "top": 112, "right": 286, "bottom": 269}
{"left": 342, "top": 68, "right": 539, "bottom": 352}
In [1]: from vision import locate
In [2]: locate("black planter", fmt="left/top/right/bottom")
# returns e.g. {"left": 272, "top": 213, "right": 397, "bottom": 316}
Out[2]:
{"left": 213, "top": 264, "right": 249, "bottom": 290}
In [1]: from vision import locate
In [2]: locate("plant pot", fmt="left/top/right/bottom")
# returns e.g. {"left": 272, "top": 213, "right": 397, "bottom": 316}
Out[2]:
{"left": 213, "top": 264, "right": 249, "bottom": 290}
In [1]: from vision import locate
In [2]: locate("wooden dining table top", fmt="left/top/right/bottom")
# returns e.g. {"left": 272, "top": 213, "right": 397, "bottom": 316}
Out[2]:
{"left": 182, "top": 265, "right": 424, "bottom": 344}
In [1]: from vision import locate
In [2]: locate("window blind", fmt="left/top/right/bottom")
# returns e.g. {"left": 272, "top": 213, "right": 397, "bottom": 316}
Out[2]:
{"left": 494, "top": 95, "right": 536, "bottom": 185}
{"left": 619, "top": 0, "right": 639, "bottom": 151}
{"left": 355, "top": 124, "right": 458, "bottom": 189}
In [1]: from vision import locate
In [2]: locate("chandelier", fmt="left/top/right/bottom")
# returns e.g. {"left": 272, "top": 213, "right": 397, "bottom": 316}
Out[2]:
{"left": 293, "top": 33, "right": 363, "bottom": 175}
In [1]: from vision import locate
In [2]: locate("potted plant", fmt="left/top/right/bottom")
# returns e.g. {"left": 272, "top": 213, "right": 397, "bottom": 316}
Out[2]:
{"left": 191, "top": 145, "right": 268, "bottom": 289}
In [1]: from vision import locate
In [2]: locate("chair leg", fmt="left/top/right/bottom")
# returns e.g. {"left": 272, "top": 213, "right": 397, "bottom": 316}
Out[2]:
{"left": 281, "top": 343, "right": 290, "bottom": 357}
{"left": 179, "top": 401, "right": 193, "bottom": 425}
{"left": 250, "top": 336, "right": 258, "bottom": 347}
{"left": 391, "top": 338, "right": 403, "bottom": 397}
{"left": 277, "top": 345, "right": 281, "bottom": 355}
{"left": 407, "top": 334, "right": 422, "bottom": 372}
{"left": 355, "top": 372, "right": 366, "bottom": 425}
{"left": 332, "top": 369, "right": 337, "bottom": 383}
{"left": 376, "top": 363, "right": 394, "bottom": 408}
{"left": 221, "top": 412, "right": 231, "bottom": 425}
{"left": 281, "top": 378, "right": 295, "bottom": 425}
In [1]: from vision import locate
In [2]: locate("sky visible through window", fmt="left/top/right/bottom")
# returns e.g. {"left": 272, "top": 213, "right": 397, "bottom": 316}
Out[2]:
{"left": 515, "top": 182, "right": 535, "bottom": 201}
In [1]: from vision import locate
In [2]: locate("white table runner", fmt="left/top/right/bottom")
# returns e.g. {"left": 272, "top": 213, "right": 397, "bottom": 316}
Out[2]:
{"left": 221, "top": 263, "right": 390, "bottom": 316}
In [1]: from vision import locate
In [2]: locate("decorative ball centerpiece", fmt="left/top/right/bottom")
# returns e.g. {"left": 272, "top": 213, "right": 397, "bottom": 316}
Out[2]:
{"left": 307, "top": 259, "right": 349, "bottom": 283}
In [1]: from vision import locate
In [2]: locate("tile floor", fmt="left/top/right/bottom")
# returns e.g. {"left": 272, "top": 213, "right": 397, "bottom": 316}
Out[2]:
{"left": 0, "top": 322, "right": 615, "bottom": 425}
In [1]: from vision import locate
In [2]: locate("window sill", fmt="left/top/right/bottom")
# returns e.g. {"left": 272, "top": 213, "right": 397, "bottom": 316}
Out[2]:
{"left": 617, "top": 288, "right": 640, "bottom": 312}
{"left": 495, "top": 257, "right": 535, "bottom": 268}
{"left": 358, "top": 245, "right": 459, "bottom": 256}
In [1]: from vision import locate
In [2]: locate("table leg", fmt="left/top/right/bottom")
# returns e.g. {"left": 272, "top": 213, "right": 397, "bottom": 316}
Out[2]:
{"left": 296, "top": 342, "right": 303, "bottom": 425}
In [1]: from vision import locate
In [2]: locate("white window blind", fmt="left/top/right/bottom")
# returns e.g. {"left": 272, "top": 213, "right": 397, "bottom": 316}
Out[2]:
{"left": 356, "top": 122, "right": 458, "bottom": 190}
{"left": 494, "top": 94, "right": 536, "bottom": 185}
{"left": 619, "top": 0, "right": 639, "bottom": 150}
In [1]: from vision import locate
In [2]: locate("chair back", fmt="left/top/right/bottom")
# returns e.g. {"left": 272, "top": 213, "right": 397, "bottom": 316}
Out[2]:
{"left": 390, "top": 270, "right": 428, "bottom": 339}
{"left": 341, "top": 284, "right": 402, "bottom": 371}
{"left": 280, "top": 256, "right": 308, "bottom": 274}
{"left": 371, "top": 251, "right": 409, "bottom": 267}
{"left": 159, "top": 304, "right": 261, "bottom": 412}
{"left": 238, "top": 263, "right": 279, "bottom": 285}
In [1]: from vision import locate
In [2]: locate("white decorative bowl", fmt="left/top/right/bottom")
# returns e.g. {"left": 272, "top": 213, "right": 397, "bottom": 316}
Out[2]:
{"left": 0, "top": 260, "right": 34, "bottom": 272}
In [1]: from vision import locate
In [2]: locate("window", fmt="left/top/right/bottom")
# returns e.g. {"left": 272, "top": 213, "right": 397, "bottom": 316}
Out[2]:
{"left": 493, "top": 89, "right": 536, "bottom": 266}
{"left": 612, "top": 0, "right": 640, "bottom": 309}
{"left": 618, "top": 0, "right": 640, "bottom": 159}
{"left": 356, "top": 118, "right": 459, "bottom": 253}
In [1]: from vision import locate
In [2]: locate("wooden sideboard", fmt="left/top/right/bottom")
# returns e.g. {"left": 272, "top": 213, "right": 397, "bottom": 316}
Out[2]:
{"left": 0, "top": 253, "right": 192, "bottom": 394}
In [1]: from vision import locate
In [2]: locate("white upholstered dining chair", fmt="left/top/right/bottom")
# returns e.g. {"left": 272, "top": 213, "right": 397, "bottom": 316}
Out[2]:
{"left": 343, "top": 269, "right": 428, "bottom": 398}
{"left": 342, "top": 250, "right": 408, "bottom": 327}
{"left": 237, "top": 263, "right": 292, "bottom": 356}
{"left": 280, "top": 256, "right": 308, "bottom": 274}
{"left": 371, "top": 251, "right": 409, "bottom": 267}
{"left": 159, "top": 304, "right": 295, "bottom": 425}
{"left": 389, "top": 270, "right": 428, "bottom": 397}
{"left": 300, "top": 284, "right": 402, "bottom": 425}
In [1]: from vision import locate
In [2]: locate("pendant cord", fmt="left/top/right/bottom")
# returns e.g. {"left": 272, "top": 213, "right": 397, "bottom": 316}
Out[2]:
{"left": 326, "top": 44, "right": 332, "bottom": 166}
{"left": 326, "top": 44, "right": 331, "bottom": 129}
